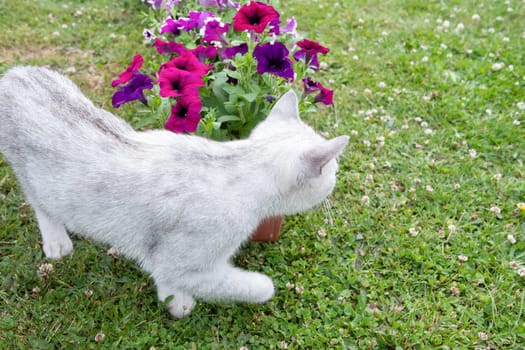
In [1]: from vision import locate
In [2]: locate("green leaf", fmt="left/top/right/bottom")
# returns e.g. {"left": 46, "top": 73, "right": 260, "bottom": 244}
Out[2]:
{"left": 217, "top": 115, "right": 241, "bottom": 123}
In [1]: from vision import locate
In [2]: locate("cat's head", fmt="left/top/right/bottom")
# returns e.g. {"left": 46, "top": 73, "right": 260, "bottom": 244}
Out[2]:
{"left": 250, "top": 90, "right": 348, "bottom": 214}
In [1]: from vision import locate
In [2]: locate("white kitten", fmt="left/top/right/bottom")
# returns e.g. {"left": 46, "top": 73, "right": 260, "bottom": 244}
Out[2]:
{"left": 0, "top": 67, "right": 348, "bottom": 318}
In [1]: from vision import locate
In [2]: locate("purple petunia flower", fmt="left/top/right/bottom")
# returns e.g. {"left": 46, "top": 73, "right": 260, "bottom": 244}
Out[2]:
{"left": 253, "top": 41, "right": 294, "bottom": 81}
{"left": 165, "top": 95, "right": 202, "bottom": 133}
{"left": 112, "top": 73, "right": 153, "bottom": 108}
{"left": 198, "top": 0, "right": 218, "bottom": 7}
{"left": 221, "top": 43, "right": 248, "bottom": 60}
{"left": 280, "top": 17, "right": 297, "bottom": 38}
{"left": 200, "top": 18, "right": 229, "bottom": 44}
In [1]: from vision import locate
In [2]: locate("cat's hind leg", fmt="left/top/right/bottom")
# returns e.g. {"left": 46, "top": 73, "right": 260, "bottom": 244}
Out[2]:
{"left": 33, "top": 207, "right": 73, "bottom": 259}
{"left": 184, "top": 264, "right": 275, "bottom": 305}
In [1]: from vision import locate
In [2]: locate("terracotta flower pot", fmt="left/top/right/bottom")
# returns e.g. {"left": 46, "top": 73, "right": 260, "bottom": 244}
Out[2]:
{"left": 251, "top": 216, "right": 283, "bottom": 242}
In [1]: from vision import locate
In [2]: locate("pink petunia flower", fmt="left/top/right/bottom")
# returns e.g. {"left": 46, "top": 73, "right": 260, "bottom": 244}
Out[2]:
{"left": 158, "top": 68, "right": 204, "bottom": 98}
{"left": 233, "top": 2, "right": 280, "bottom": 34}
{"left": 111, "top": 54, "right": 144, "bottom": 87}
{"left": 165, "top": 95, "right": 202, "bottom": 133}
{"left": 160, "top": 51, "right": 210, "bottom": 76}
{"left": 152, "top": 38, "right": 186, "bottom": 55}
{"left": 293, "top": 39, "right": 330, "bottom": 70}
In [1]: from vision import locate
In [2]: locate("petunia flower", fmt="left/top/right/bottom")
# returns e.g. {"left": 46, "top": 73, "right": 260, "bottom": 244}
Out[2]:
{"left": 160, "top": 18, "right": 182, "bottom": 36}
{"left": 165, "top": 95, "right": 202, "bottom": 133}
{"left": 112, "top": 73, "right": 154, "bottom": 108}
{"left": 280, "top": 16, "right": 297, "bottom": 38}
{"left": 200, "top": 18, "right": 230, "bottom": 44}
{"left": 111, "top": 54, "right": 143, "bottom": 87}
{"left": 293, "top": 39, "right": 330, "bottom": 70}
{"left": 152, "top": 38, "right": 186, "bottom": 55}
{"left": 302, "top": 77, "right": 321, "bottom": 94}
{"left": 221, "top": 43, "right": 248, "bottom": 60}
{"left": 313, "top": 85, "right": 334, "bottom": 105}
{"left": 191, "top": 45, "right": 218, "bottom": 63}
{"left": 233, "top": 2, "right": 280, "bottom": 34}
{"left": 160, "top": 51, "right": 210, "bottom": 76}
{"left": 158, "top": 68, "right": 204, "bottom": 98}
{"left": 253, "top": 42, "right": 294, "bottom": 81}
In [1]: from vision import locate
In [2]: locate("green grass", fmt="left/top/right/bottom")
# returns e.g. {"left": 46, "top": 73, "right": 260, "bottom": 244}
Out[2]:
{"left": 1, "top": 0, "right": 524, "bottom": 348}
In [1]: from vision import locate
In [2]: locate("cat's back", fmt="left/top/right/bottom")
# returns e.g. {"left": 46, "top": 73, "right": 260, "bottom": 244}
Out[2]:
{"left": 0, "top": 66, "right": 135, "bottom": 158}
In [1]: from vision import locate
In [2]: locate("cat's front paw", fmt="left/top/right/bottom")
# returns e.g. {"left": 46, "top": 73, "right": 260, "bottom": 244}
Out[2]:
{"left": 43, "top": 237, "right": 73, "bottom": 259}
{"left": 250, "top": 273, "right": 275, "bottom": 303}
{"left": 167, "top": 291, "right": 196, "bottom": 319}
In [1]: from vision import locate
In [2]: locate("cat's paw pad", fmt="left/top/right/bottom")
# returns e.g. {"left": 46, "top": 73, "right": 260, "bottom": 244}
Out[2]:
{"left": 250, "top": 273, "right": 274, "bottom": 303}
{"left": 167, "top": 293, "right": 196, "bottom": 319}
{"left": 43, "top": 237, "right": 73, "bottom": 259}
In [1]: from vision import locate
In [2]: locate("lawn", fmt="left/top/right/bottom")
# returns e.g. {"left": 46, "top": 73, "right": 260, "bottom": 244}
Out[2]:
{"left": 1, "top": 0, "right": 524, "bottom": 348}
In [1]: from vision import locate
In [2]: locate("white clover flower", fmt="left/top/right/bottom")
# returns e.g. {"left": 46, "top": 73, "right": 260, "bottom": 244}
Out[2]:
{"left": 425, "top": 185, "right": 434, "bottom": 192}
{"left": 490, "top": 205, "right": 501, "bottom": 214}
{"left": 492, "top": 62, "right": 505, "bottom": 71}
{"left": 493, "top": 173, "right": 503, "bottom": 181}
{"left": 519, "top": 268, "right": 525, "bottom": 277}
{"left": 472, "top": 14, "right": 480, "bottom": 21}
{"left": 458, "top": 255, "right": 468, "bottom": 262}
{"left": 363, "top": 140, "right": 371, "bottom": 147}
{"left": 509, "top": 261, "right": 518, "bottom": 269}
{"left": 94, "top": 333, "right": 105, "bottom": 342}
{"left": 478, "top": 332, "right": 488, "bottom": 341}
{"left": 448, "top": 224, "right": 457, "bottom": 233}
{"left": 455, "top": 23, "right": 465, "bottom": 31}
{"left": 517, "top": 102, "right": 525, "bottom": 110}
{"left": 378, "top": 81, "right": 386, "bottom": 88}
{"left": 317, "top": 229, "right": 327, "bottom": 238}
{"left": 295, "top": 285, "right": 305, "bottom": 294}
{"left": 507, "top": 234, "right": 517, "bottom": 244}
{"left": 422, "top": 56, "right": 429, "bottom": 62}
{"left": 424, "top": 128, "right": 433, "bottom": 135}
{"left": 409, "top": 228, "right": 418, "bottom": 236}
{"left": 514, "top": 120, "right": 522, "bottom": 126}
{"left": 37, "top": 263, "right": 54, "bottom": 279}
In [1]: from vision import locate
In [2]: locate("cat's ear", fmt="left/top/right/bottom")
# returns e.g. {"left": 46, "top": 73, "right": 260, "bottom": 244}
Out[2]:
{"left": 302, "top": 135, "right": 349, "bottom": 176}
{"left": 267, "top": 90, "right": 300, "bottom": 122}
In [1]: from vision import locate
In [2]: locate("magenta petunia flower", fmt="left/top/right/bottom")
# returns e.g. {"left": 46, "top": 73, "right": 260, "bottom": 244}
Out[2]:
{"left": 165, "top": 95, "right": 202, "bottom": 133}
{"left": 253, "top": 42, "right": 294, "bottom": 81}
{"left": 158, "top": 68, "right": 204, "bottom": 98}
{"left": 293, "top": 39, "right": 330, "bottom": 70}
{"left": 112, "top": 73, "right": 153, "bottom": 108}
{"left": 191, "top": 45, "right": 218, "bottom": 63}
{"left": 313, "top": 85, "right": 334, "bottom": 105}
{"left": 160, "top": 18, "right": 181, "bottom": 36}
{"left": 221, "top": 43, "right": 248, "bottom": 60}
{"left": 301, "top": 77, "right": 334, "bottom": 105}
{"left": 111, "top": 54, "right": 143, "bottom": 87}
{"left": 233, "top": 2, "right": 280, "bottom": 34}
{"left": 152, "top": 38, "right": 186, "bottom": 55}
{"left": 201, "top": 18, "right": 230, "bottom": 43}
{"left": 160, "top": 51, "right": 210, "bottom": 76}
